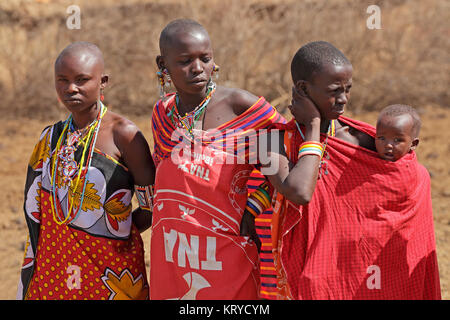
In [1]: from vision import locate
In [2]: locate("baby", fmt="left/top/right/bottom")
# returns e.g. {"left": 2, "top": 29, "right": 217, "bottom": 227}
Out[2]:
{"left": 375, "top": 104, "right": 421, "bottom": 161}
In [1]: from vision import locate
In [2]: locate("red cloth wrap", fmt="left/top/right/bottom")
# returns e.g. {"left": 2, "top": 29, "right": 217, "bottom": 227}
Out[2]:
{"left": 150, "top": 95, "right": 284, "bottom": 299}
{"left": 275, "top": 116, "right": 441, "bottom": 300}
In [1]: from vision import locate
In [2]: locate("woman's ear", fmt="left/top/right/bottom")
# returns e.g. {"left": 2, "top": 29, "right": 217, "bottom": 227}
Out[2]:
{"left": 156, "top": 55, "right": 165, "bottom": 70}
{"left": 100, "top": 74, "right": 109, "bottom": 89}
{"left": 410, "top": 138, "right": 420, "bottom": 151}
{"left": 294, "top": 80, "right": 309, "bottom": 97}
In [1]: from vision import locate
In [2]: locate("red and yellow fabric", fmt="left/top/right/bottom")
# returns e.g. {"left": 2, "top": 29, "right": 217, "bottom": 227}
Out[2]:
{"left": 150, "top": 94, "right": 284, "bottom": 299}
{"left": 270, "top": 116, "right": 441, "bottom": 300}
{"left": 18, "top": 122, "right": 148, "bottom": 300}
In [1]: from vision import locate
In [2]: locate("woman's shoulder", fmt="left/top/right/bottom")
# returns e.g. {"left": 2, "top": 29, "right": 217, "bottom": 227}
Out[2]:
{"left": 107, "top": 111, "right": 141, "bottom": 139}
{"left": 106, "top": 111, "right": 150, "bottom": 154}
{"left": 41, "top": 120, "right": 65, "bottom": 141}
{"left": 154, "top": 93, "right": 176, "bottom": 113}
{"left": 216, "top": 86, "right": 262, "bottom": 116}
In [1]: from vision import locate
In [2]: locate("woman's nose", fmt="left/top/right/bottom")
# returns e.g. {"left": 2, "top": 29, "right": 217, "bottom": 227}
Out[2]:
{"left": 67, "top": 82, "right": 78, "bottom": 93}
{"left": 336, "top": 92, "right": 348, "bottom": 104}
{"left": 191, "top": 59, "right": 203, "bottom": 74}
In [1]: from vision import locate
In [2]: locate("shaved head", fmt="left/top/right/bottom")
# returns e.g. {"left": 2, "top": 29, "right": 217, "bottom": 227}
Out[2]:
{"left": 159, "top": 19, "right": 210, "bottom": 55}
{"left": 55, "top": 41, "right": 104, "bottom": 72}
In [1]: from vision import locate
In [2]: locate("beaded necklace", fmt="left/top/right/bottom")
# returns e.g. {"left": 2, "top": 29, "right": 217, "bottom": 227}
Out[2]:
{"left": 296, "top": 119, "right": 336, "bottom": 176}
{"left": 49, "top": 102, "right": 107, "bottom": 225}
{"left": 168, "top": 81, "right": 216, "bottom": 138}
{"left": 57, "top": 116, "right": 99, "bottom": 184}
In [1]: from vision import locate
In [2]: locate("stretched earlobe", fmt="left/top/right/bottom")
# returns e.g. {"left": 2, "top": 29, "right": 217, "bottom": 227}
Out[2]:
{"left": 156, "top": 55, "right": 165, "bottom": 70}
{"left": 100, "top": 75, "right": 109, "bottom": 89}
{"left": 410, "top": 138, "right": 420, "bottom": 151}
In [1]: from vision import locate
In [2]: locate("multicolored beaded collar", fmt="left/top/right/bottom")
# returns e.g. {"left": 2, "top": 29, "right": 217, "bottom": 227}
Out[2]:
{"left": 167, "top": 81, "right": 216, "bottom": 138}
{"left": 50, "top": 102, "right": 107, "bottom": 225}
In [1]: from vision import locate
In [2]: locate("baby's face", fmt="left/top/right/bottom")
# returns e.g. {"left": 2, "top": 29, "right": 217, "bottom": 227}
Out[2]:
{"left": 375, "top": 114, "right": 417, "bottom": 161}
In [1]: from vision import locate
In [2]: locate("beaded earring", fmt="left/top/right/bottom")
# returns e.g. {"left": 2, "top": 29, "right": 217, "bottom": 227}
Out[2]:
{"left": 212, "top": 64, "right": 220, "bottom": 80}
{"left": 157, "top": 68, "right": 171, "bottom": 100}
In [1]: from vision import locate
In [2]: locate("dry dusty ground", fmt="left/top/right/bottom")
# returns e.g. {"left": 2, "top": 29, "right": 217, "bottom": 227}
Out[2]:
{"left": 0, "top": 104, "right": 448, "bottom": 300}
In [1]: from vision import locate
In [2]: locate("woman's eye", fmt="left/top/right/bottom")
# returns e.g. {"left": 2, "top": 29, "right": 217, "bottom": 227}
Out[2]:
{"left": 76, "top": 78, "right": 89, "bottom": 84}
{"left": 331, "top": 88, "right": 342, "bottom": 94}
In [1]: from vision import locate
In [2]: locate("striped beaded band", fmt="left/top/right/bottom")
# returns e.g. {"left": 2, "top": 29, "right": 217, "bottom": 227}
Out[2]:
{"left": 134, "top": 184, "right": 155, "bottom": 212}
{"left": 245, "top": 181, "right": 273, "bottom": 218}
{"left": 298, "top": 141, "right": 324, "bottom": 159}
{"left": 247, "top": 198, "right": 263, "bottom": 217}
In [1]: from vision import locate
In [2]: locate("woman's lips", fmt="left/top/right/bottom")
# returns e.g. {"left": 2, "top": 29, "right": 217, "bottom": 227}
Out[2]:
{"left": 334, "top": 105, "right": 345, "bottom": 114}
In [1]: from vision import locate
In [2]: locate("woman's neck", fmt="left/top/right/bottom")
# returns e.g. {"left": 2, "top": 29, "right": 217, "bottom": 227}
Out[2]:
{"left": 71, "top": 102, "right": 100, "bottom": 130}
{"left": 175, "top": 90, "right": 208, "bottom": 116}
{"left": 320, "top": 119, "right": 331, "bottom": 133}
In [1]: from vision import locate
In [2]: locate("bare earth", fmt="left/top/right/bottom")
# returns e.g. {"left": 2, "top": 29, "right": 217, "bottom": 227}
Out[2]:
{"left": 0, "top": 104, "right": 448, "bottom": 300}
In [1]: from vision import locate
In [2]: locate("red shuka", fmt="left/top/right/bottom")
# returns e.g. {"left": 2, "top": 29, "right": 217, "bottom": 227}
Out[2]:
{"left": 272, "top": 116, "right": 441, "bottom": 300}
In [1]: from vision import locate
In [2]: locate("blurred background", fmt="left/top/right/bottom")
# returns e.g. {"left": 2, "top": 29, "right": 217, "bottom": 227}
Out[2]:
{"left": 0, "top": 0, "right": 448, "bottom": 299}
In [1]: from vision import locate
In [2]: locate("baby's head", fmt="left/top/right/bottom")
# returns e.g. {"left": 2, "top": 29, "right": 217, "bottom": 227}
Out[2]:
{"left": 375, "top": 104, "right": 421, "bottom": 161}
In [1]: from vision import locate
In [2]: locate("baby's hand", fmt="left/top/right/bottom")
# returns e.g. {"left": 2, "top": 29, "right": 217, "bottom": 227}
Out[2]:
{"left": 288, "top": 86, "right": 321, "bottom": 125}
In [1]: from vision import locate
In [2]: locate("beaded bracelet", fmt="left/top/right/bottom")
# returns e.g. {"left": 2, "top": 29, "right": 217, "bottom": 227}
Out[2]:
{"left": 298, "top": 141, "right": 324, "bottom": 159}
{"left": 245, "top": 181, "right": 274, "bottom": 218}
{"left": 247, "top": 198, "right": 263, "bottom": 217}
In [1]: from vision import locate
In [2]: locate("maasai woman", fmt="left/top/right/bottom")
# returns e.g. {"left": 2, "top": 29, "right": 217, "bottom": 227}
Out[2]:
{"left": 149, "top": 19, "right": 286, "bottom": 299}
{"left": 269, "top": 41, "right": 441, "bottom": 300}
{"left": 17, "top": 42, "right": 155, "bottom": 300}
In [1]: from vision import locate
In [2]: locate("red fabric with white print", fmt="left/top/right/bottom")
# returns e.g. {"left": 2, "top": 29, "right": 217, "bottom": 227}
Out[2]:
{"left": 150, "top": 95, "right": 285, "bottom": 299}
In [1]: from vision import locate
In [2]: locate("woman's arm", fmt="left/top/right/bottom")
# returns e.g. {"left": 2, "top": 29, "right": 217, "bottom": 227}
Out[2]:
{"left": 115, "top": 120, "right": 156, "bottom": 233}
{"left": 263, "top": 88, "right": 322, "bottom": 205}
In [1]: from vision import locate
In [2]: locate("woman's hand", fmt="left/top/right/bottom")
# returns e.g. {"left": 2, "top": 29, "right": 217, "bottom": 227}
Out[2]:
{"left": 239, "top": 210, "right": 261, "bottom": 253}
{"left": 288, "top": 86, "right": 321, "bottom": 126}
